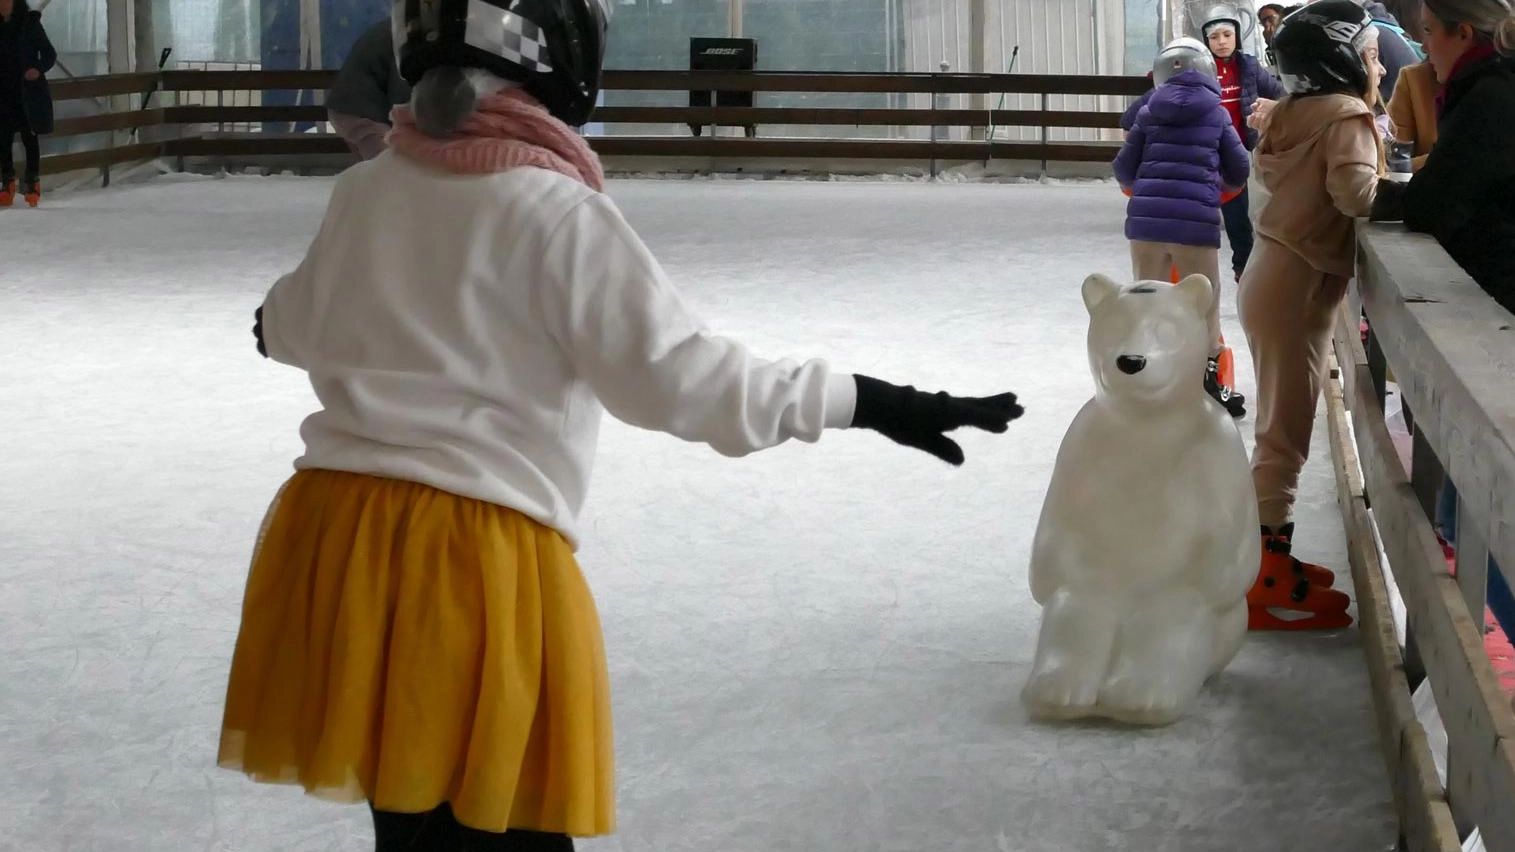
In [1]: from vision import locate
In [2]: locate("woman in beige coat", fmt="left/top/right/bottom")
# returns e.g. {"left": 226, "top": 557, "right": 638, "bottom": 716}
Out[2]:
{"left": 1236, "top": 2, "right": 1389, "bottom": 631}
{"left": 1386, "top": 61, "right": 1441, "bottom": 169}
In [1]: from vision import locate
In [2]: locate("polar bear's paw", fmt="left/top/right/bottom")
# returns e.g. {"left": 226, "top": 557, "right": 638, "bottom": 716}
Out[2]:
{"left": 1097, "top": 669, "right": 1196, "bottom": 727}
{"left": 1021, "top": 663, "right": 1103, "bottom": 720}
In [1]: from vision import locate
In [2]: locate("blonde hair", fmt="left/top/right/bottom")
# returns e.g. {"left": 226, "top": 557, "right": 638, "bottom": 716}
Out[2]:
{"left": 1424, "top": 0, "right": 1515, "bottom": 55}
{"left": 1354, "top": 30, "right": 1389, "bottom": 174}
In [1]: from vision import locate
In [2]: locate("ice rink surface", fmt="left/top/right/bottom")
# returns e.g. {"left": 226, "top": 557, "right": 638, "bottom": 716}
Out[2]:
{"left": 0, "top": 174, "right": 1393, "bottom": 851}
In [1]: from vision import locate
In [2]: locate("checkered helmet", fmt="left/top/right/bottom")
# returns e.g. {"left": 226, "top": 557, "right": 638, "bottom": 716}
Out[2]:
{"left": 393, "top": 0, "right": 610, "bottom": 126}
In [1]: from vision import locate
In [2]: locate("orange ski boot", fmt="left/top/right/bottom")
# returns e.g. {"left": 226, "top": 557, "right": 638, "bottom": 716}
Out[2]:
{"left": 1214, "top": 337, "right": 1236, "bottom": 391}
{"left": 1270, "top": 522, "right": 1336, "bottom": 587}
{"left": 23, "top": 181, "right": 40, "bottom": 208}
{"left": 0, "top": 179, "right": 14, "bottom": 207}
{"left": 1248, "top": 525, "right": 1352, "bottom": 630}
{"left": 1168, "top": 264, "right": 1246, "bottom": 417}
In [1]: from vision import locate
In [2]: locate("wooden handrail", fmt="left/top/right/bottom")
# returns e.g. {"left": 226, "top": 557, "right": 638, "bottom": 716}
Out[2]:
{"left": 1330, "top": 223, "right": 1515, "bottom": 851}
{"left": 52, "top": 109, "right": 165, "bottom": 138}
{"left": 589, "top": 106, "right": 1123, "bottom": 129}
{"left": 600, "top": 69, "right": 1150, "bottom": 96}
{"left": 165, "top": 105, "right": 330, "bottom": 125}
{"left": 45, "top": 69, "right": 1145, "bottom": 179}
{"left": 1355, "top": 226, "right": 1515, "bottom": 576}
{"left": 159, "top": 68, "right": 336, "bottom": 91}
{"left": 49, "top": 72, "right": 159, "bottom": 101}
{"left": 145, "top": 68, "right": 1150, "bottom": 96}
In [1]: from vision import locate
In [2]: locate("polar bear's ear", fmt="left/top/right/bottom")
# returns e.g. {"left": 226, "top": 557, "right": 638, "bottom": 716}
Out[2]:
{"left": 1174, "top": 273, "right": 1215, "bottom": 318}
{"left": 1081, "top": 274, "right": 1120, "bottom": 314}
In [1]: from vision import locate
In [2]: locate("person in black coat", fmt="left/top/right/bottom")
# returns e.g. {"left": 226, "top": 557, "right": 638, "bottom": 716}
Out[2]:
{"left": 326, "top": 19, "right": 410, "bottom": 161}
{"left": 1373, "top": 0, "right": 1515, "bottom": 311}
{"left": 0, "top": 0, "right": 55, "bottom": 206}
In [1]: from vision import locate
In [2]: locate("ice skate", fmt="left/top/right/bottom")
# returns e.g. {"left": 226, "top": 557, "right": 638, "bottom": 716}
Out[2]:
{"left": 1247, "top": 526, "right": 1351, "bottom": 630}
{"left": 0, "top": 179, "right": 14, "bottom": 207}
{"left": 1270, "top": 523, "right": 1336, "bottom": 588}
{"left": 23, "top": 181, "right": 40, "bottom": 208}
{"left": 1214, "top": 338, "right": 1236, "bottom": 389}
{"left": 1205, "top": 356, "right": 1246, "bottom": 418}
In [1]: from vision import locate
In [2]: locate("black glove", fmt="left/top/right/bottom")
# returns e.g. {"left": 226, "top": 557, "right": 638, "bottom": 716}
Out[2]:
{"left": 850, "top": 374, "right": 1024, "bottom": 466}
{"left": 253, "top": 305, "right": 268, "bottom": 358}
{"left": 1369, "top": 177, "right": 1406, "bottom": 222}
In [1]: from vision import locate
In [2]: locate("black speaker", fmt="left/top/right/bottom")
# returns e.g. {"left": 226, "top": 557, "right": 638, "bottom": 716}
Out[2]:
{"left": 689, "top": 37, "right": 757, "bottom": 137}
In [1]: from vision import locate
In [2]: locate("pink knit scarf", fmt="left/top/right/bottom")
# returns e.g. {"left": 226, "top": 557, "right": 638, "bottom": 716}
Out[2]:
{"left": 388, "top": 88, "right": 605, "bottom": 192}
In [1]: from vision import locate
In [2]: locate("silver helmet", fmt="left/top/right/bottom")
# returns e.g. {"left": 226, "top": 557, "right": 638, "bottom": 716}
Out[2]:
{"left": 1187, "top": 0, "right": 1258, "bottom": 40}
{"left": 1153, "top": 36, "right": 1218, "bottom": 85}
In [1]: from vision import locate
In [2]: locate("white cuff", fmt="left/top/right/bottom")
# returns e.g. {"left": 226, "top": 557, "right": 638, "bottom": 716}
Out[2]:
{"left": 824, "top": 373, "right": 857, "bottom": 429}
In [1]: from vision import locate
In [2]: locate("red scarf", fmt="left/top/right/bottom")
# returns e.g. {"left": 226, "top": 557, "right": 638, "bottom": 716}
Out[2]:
{"left": 1436, "top": 43, "right": 1500, "bottom": 118}
{"left": 387, "top": 88, "right": 605, "bottom": 192}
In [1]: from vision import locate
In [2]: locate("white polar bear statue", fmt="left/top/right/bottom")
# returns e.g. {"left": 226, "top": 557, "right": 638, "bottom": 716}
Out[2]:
{"left": 1021, "top": 273, "right": 1260, "bottom": 726}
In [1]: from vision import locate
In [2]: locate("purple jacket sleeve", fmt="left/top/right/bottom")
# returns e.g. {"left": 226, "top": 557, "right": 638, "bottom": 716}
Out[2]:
{"left": 1254, "top": 59, "right": 1284, "bottom": 100}
{"left": 1218, "top": 119, "right": 1250, "bottom": 190}
{"left": 1121, "top": 89, "right": 1153, "bottom": 132}
{"left": 1113, "top": 111, "right": 1147, "bottom": 187}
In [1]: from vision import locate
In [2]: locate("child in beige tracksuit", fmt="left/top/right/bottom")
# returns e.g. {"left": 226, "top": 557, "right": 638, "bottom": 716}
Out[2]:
{"left": 1237, "top": 1, "right": 1389, "bottom": 630}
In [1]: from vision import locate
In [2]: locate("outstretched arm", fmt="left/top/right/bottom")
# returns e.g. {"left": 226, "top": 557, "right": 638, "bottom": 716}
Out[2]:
{"left": 538, "top": 194, "right": 1023, "bottom": 463}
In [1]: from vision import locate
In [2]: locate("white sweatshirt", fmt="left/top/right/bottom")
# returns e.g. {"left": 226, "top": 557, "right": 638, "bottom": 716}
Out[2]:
{"left": 260, "top": 153, "right": 857, "bottom": 548}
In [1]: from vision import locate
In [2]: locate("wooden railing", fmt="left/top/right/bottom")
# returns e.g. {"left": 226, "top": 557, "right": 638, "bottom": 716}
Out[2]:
{"left": 43, "top": 73, "right": 163, "bottom": 178}
{"left": 1327, "top": 223, "right": 1515, "bottom": 852}
{"left": 39, "top": 69, "right": 1150, "bottom": 180}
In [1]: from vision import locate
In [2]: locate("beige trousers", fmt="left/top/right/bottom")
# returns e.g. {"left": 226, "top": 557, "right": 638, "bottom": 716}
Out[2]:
{"left": 1129, "top": 240, "right": 1224, "bottom": 354}
{"left": 1237, "top": 237, "right": 1347, "bottom": 529}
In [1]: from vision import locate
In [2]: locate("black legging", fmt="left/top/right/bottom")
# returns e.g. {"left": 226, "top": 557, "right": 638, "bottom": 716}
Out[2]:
{"left": 370, "top": 802, "right": 574, "bottom": 852}
{"left": 1, "top": 128, "right": 40, "bottom": 184}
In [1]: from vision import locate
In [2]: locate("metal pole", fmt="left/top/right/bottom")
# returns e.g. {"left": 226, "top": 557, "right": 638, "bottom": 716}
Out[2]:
{"left": 133, "top": 0, "right": 155, "bottom": 71}
{"left": 1090, "top": 0, "right": 1101, "bottom": 75}
{"left": 931, "top": 60, "right": 949, "bottom": 177}
{"left": 1040, "top": 90, "right": 1049, "bottom": 177}
{"left": 968, "top": 0, "right": 986, "bottom": 139}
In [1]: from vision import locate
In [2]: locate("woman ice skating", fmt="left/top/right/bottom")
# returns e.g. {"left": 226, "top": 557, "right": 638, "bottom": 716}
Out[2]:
{"left": 218, "top": 0, "right": 1024, "bottom": 846}
{"left": 0, "top": 0, "right": 54, "bottom": 207}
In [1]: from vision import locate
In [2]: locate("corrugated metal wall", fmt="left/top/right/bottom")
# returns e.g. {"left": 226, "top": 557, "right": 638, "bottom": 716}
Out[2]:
{"left": 901, "top": 0, "right": 1129, "bottom": 142}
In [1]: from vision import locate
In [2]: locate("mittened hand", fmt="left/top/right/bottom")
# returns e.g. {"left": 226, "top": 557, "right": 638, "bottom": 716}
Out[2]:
{"left": 850, "top": 374, "right": 1024, "bottom": 466}
{"left": 1369, "top": 178, "right": 1406, "bottom": 222}
{"left": 253, "top": 306, "right": 268, "bottom": 357}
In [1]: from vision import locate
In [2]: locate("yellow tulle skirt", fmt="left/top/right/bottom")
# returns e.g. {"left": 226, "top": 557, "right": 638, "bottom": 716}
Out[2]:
{"left": 217, "top": 469, "right": 615, "bottom": 836}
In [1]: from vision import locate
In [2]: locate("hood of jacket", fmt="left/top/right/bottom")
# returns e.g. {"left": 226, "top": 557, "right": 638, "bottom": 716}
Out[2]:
{"left": 1255, "top": 93, "right": 1373, "bottom": 189}
{"left": 1145, "top": 70, "right": 1224, "bottom": 124}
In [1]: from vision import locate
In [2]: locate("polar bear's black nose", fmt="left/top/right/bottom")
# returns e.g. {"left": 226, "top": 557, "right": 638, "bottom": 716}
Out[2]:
{"left": 1116, "top": 355, "right": 1147, "bottom": 375}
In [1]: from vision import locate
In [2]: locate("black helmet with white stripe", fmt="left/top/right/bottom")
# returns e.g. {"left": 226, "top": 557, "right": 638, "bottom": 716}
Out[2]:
{"left": 1269, "top": 0, "right": 1375, "bottom": 96}
{"left": 393, "top": 0, "right": 610, "bottom": 126}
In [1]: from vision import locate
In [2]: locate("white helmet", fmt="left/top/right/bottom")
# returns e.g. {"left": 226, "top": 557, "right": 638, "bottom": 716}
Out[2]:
{"left": 1153, "top": 36, "right": 1219, "bottom": 84}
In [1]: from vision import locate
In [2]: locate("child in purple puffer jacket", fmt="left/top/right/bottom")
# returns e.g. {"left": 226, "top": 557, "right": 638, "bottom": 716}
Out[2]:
{"left": 1113, "top": 36, "right": 1251, "bottom": 417}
